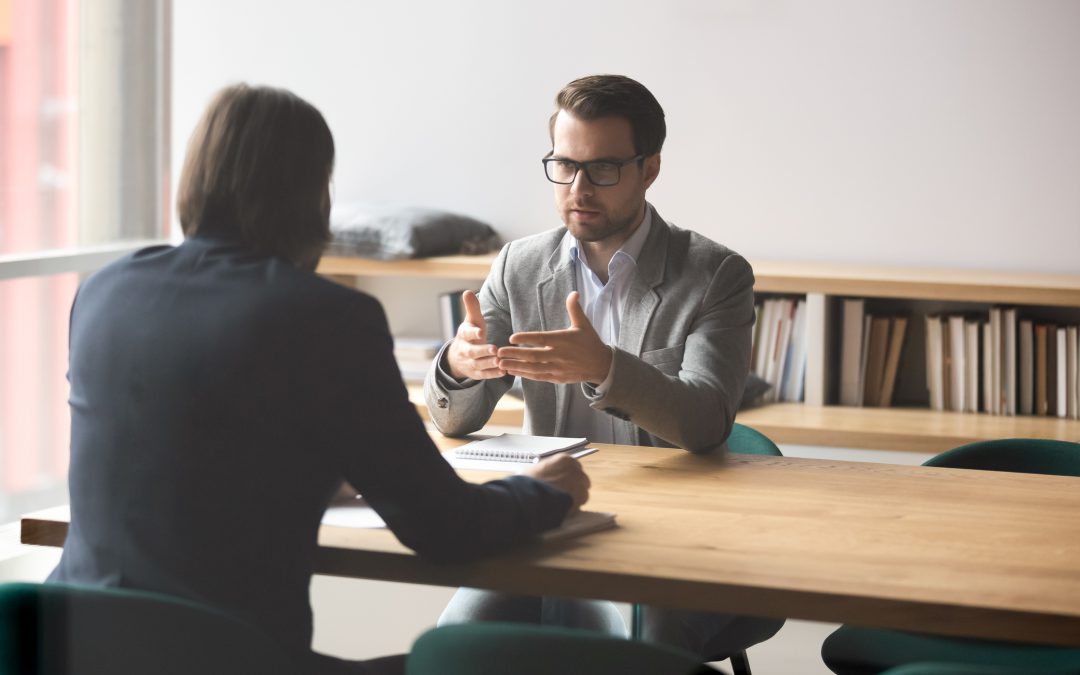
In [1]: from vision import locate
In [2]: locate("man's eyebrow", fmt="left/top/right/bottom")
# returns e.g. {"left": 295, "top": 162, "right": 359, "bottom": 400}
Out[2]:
{"left": 548, "top": 154, "right": 622, "bottom": 163}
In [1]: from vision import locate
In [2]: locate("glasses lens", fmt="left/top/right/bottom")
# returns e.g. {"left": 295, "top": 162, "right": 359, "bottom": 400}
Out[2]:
{"left": 586, "top": 162, "right": 620, "bottom": 186}
{"left": 546, "top": 159, "right": 578, "bottom": 184}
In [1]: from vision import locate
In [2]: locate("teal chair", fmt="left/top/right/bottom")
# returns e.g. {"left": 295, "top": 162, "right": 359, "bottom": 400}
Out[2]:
{"left": 631, "top": 422, "right": 784, "bottom": 675}
{"left": 406, "top": 622, "right": 719, "bottom": 675}
{"left": 882, "top": 664, "right": 1080, "bottom": 675}
{"left": 821, "top": 438, "right": 1080, "bottom": 675}
{"left": 0, "top": 582, "right": 293, "bottom": 674}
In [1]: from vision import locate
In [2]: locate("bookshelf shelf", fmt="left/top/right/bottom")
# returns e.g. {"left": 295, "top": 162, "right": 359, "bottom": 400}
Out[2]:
{"left": 318, "top": 254, "right": 494, "bottom": 280}
{"left": 323, "top": 255, "right": 1080, "bottom": 452}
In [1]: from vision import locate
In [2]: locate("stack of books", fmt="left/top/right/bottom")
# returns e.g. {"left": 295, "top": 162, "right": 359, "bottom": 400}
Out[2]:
{"left": 439, "top": 290, "right": 468, "bottom": 342}
{"left": 925, "top": 309, "right": 1079, "bottom": 418}
{"left": 393, "top": 337, "right": 443, "bottom": 383}
{"left": 838, "top": 299, "right": 909, "bottom": 408}
{"left": 751, "top": 297, "right": 808, "bottom": 403}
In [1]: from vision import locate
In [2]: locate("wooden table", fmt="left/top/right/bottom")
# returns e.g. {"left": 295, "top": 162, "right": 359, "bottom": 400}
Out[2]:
{"left": 22, "top": 441, "right": 1080, "bottom": 647}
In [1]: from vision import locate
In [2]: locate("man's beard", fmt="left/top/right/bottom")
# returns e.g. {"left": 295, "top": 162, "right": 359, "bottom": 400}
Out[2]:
{"left": 562, "top": 200, "right": 641, "bottom": 243}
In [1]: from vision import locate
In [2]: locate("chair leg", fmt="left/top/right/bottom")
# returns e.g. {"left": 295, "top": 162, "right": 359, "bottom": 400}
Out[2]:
{"left": 728, "top": 650, "right": 751, "bottom": 675}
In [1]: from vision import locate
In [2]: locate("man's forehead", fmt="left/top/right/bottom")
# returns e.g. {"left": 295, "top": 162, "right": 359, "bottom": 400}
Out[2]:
{"left": 551, "top": 111, "right": 635, "bottom": 159}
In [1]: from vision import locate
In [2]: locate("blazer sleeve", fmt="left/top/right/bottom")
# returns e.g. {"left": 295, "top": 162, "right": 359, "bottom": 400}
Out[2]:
{"left": 313, "top": 291, "right": 569, "bottom": 563}
{"left": 588, "top": 252, "right": 756, "bottom": 453}
{"left": 423, "top": 242, "right": 515, "bottom": 436}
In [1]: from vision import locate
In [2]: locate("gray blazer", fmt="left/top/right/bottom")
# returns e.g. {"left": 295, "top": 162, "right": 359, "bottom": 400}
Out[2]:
{"left": 424, "top": 205, "right": 755, "bottom": 453}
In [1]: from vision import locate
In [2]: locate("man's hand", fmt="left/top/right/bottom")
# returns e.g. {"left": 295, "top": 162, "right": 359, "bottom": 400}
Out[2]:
{"left": 446, "top": 290, "right": 505, "bottom": 381}
{"left": 523, "top": 453, "right": 590, "bottom": 511}
{"left": 497, "top": 291, "right": 612, "bottom": 385}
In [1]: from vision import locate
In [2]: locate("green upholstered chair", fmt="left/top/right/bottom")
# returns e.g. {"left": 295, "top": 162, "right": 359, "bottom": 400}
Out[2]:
{"left": 630, "top": 422, "right": 784, "bottom": 675}
{"left": 881, "top": 663, "right": 1080, "bottom": 675}
{"left": 406, "top": 622, "right": 719, "bottom": 675}
{"left": 821, "top": 438, "right": 1080, "bottom": 675}
{"left": 0, "top": 582, "right": 293, "bottom": 675}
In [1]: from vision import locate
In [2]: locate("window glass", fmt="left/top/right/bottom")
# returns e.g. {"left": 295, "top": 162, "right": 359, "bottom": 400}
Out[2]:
{"left": 0, "top": 272, "right": 77, "bottom": 524}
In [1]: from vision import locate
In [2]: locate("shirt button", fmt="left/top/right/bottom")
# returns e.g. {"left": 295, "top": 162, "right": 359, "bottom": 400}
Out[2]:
{"left": 437, "top": 397, "right": 449, "bottom": 409}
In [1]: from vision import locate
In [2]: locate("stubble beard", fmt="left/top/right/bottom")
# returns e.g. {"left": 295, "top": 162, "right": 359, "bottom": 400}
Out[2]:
{"left": 562, "top": 199, "right": 643, "bottom": 244}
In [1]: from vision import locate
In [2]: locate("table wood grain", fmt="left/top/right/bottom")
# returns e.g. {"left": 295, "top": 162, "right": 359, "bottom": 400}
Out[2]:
{"left": 22, "top": 441, "right": 1080, "bottom": 647}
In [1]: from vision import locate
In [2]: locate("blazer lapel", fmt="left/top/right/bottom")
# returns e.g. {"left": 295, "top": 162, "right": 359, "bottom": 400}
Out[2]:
{"left": 537, "top": 242, "right": 576, "bottom": 434}
{"left": 618, "top": 206, "right": 669, "bottom": 358}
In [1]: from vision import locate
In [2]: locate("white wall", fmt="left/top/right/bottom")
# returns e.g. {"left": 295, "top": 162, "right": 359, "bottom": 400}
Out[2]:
{"left": 174, "top": 0, "right": 1080, "bottom": 275}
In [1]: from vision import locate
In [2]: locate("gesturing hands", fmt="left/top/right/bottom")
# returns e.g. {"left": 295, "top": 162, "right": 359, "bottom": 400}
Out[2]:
{"left": 446, "top": 290, "right": 505, "bottom": 381}
{"left": 497, "top": 291, "right": 613, "bottom": 386}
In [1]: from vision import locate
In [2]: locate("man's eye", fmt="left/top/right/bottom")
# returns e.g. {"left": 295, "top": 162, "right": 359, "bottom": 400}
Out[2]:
{"left": 590, "top": 162, "right": 618, "bottom": 173}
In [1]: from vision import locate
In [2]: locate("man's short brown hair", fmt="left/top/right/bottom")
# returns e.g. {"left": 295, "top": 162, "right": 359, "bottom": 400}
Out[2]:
{"left": 177, "top": 84, "right": 335, "bottom": 268}
{"left": 549, "top": 74, "right": 666, "bottom": 156}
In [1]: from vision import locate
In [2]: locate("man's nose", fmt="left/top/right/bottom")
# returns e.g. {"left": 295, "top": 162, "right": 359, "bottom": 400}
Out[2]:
{"left": 569, "top": 168, "right": 594, "bottom": 196}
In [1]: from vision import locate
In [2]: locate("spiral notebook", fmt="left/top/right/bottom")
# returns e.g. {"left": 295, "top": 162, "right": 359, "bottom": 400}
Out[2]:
{"left": 453, "top": 433, "right": 588, "bottom": 464}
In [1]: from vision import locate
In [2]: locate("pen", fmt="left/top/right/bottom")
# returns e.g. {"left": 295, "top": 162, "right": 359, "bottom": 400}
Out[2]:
{"left": 569, "top": 447, "right": 599, "bottom": 460}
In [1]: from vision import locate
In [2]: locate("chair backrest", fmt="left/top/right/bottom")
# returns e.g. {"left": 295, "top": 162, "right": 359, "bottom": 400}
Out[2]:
{"left": 406, "top": 623, "right": 717, "bottom": 675}
{"left": 0, "top": 582, "right": 292, "bottom": 675}
{"left": 924, "top": 438, "right": 1080, "bottom": 476}
{"left": 882, "top": 662, "right": 1080, "bottom": 675}
{"left": 728, "top": 423, "right": 783, "bottom": 456}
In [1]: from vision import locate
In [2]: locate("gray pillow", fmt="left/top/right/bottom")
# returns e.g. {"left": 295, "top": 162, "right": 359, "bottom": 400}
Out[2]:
{"left": 739, "top": 373, "right": 773, "bottom": 410}
{"left": 328, "top": 203, "right": 501, "bottom": 260}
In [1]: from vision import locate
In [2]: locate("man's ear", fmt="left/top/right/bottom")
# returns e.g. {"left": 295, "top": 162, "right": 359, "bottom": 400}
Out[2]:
{"left": 643, "top": 153, "right": 661, "bottom": 190}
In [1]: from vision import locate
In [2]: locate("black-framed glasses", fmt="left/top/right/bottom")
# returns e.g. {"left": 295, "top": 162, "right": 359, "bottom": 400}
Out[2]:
{"left": 542, "top": 154, "right": 644, "bottom": 187}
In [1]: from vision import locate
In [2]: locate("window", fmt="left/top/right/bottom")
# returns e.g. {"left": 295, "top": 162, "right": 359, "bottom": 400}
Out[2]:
{"left": 0, "top": 0, "right": 170, "bottom": 524}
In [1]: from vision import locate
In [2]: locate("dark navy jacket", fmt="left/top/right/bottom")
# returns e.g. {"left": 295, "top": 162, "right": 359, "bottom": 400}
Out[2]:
{"left": 49, "top": 234, "right": 570, "bottom": 652}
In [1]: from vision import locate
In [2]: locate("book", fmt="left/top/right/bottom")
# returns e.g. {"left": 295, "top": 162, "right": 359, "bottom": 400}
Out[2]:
{"left": 840, "top": 299, "right": 866, "bottom": 406}
{"left": 1004, "top": 308, "right": 1017, "bottom": 416}
{"left": 781, "top": 299, "right": 808, "bottom": 402}
{"left": 981, "top": 321, "right": 993, "bottom": 414}
{"left": 947, "top": 315, "right": 966, "bottom": 412}
{"left": 539, "top": 510, "right": 617, "bottom": 543}
{"left": 941, "top": 316, "right": 952, "bottom": 412}
{"left": 878, "top": 316, "right": 907, "bottom": 408}
{"left": 454, "top": 433, "right": 588, "bottom": 463}
{"left": 769, "top": 299, "right": 796, "bottom": 402}
{"left": 925, "top": 315, "right": 945, "bottom": 411}
{"left": 1047, "top": 326, "right": 1058, "bottom": 416}
{"left": 1019, "top": 320, "right": 1034, "bottom": 415}
{"left": 1035, "top": 324, "right": 1048, "bottom": 416}
{"left": 989, "top": 308, "right": 1001, "bottom": 415}
{"left": 1069, "top": 326, "right": 1078, "bottom": 420}
{"left": 963, "top": 318, "right": 979, "bottom": 414}
{"left": 862, "top": 316, "right": 891, "bottom": 407}
{"left": 439, "top": 290, "right": 468, "bottom": 342}
{"left": 1056, "top": 327, "right": 1067, "bottom": 418}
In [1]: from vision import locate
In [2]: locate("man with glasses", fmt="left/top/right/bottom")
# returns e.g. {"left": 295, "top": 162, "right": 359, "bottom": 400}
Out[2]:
{"left": 425, "top": 74, "right": 782, "bottom": 662}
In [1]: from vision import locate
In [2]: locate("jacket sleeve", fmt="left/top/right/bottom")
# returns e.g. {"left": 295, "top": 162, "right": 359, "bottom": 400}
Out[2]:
{"left": 423, "top": 242, "right": 515, "bottom": 436}
{"left": 587, "top": 253, "right": 755, "bottom": 453}
{"left": 313, "top": 290, "right": 570, "bottom": 563}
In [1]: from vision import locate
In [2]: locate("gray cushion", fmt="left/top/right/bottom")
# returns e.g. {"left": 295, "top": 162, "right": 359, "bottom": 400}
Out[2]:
{"left": 328, "top": 203, "right": 501, "bottom": 260}
{"left": 739, "top": 373, "right": 772, "bottom": 410}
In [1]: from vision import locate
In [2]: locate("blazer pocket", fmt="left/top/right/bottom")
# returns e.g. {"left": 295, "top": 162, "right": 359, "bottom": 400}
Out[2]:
{"left": 641, "top": 344, "right": 685, "bottom": 375}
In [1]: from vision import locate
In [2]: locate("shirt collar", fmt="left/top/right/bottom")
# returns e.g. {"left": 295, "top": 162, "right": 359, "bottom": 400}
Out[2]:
{"left": 563, "top": 203, "right": 653, "bottom": 269}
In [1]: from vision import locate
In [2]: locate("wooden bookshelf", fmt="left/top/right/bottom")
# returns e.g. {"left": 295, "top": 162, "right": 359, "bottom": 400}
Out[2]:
{"left": 321, "top": 254, "right": 1080, "bottom": 307}
{"left": 324, "top": 255, "right": 1080, "bottom": 452}
{"left": 318, "top": 254, "right": 495, "bottom": 280}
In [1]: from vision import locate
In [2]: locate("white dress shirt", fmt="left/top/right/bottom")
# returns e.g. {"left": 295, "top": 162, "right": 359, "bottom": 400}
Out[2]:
{"left": 563, "top": 206, "right": 652, "bottom": 444}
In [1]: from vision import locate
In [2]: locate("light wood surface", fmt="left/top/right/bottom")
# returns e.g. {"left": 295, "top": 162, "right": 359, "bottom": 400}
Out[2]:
{"left": 318, "top": 254, "right": 1080, "bottom": 307}
{"left": 736, "top": 403, "right": 1080, "bottom": 453}
{"left": 406, "top": 385, "right": 1080, "bottom": 453}
{"left": 318, "top": 254, "right": 494, "bottom": 280}
{"left": 22, "top": 441, "right": 1080, "bottom": 647}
